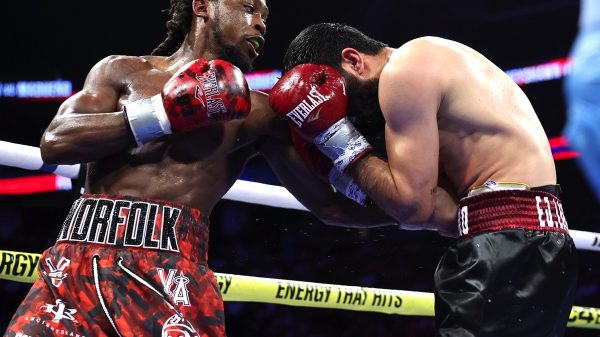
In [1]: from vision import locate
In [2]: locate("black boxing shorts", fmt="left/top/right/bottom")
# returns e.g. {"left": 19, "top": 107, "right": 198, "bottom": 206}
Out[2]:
{"left": 4, "top": 194, "right": 226, "bottom": 337}
{"left": 434, "top": 186, "right": 578, "bottom": 337}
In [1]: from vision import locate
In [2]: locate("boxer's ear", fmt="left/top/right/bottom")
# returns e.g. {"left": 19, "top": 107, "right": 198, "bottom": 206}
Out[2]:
{"left": 341, "top": 48, "right": 364, "bottom": 76}
{"left": 192, "top": 0, "right": 209, "bottom": 19}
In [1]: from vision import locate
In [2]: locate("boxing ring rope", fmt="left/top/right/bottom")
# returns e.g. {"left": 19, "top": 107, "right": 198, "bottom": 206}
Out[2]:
{"left": 1, "top": 140, "right": 600, "bottom": 330}
{"left": 2, "top": 140, "right": 599, "bottom": 251}
{"left": 0, "top": 140, "right": 308, "bottom": 211}
{"left": 0, "top": 141, "right": 80, "bottom": 179}
{"left": 0, "top": 250, "right": 598, "bottom": 329}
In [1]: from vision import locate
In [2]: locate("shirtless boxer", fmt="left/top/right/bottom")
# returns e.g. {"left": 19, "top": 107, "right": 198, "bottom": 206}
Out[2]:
{"left": 3, "top": 6, "right": 390, "bottom": 337}
{"left": 270, "top": 23, "right": 579, "bottom": 337}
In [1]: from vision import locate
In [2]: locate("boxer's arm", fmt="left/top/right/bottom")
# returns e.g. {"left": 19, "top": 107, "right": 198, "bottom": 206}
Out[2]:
{"left": 347, "top": 55, "right": 442, "bottom": 225}
{"left": 430, "top": 175, "right": 459, "bottom": 237}
{"left": 399, "top": 173, "right": 458, "bottom": 237}
{"left": 250, "top": 92, "right": 395, "bottom": 227}
{"left": 41, "top": 56, "right": 133, "bottom": 164}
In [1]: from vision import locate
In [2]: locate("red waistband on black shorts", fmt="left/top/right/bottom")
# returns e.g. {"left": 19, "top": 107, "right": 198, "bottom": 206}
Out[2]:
{"left": 457, "top": 189, "right": 569, "bottom": 238}
{"left": 55, "top": 194, "right": 210, "bottom": 262}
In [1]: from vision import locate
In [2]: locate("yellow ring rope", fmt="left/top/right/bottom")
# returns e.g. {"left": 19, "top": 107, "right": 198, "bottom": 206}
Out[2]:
{"left": 0, "top": 250, "right": 597, "bottom": 329}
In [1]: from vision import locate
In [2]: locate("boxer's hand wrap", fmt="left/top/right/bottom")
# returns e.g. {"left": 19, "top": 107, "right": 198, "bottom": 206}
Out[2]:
{"left": 270, "top": 64, "right": 372, "bottom": 173}
{"left": 124, "top": 95, "right": 172, "bottom": 146}
{"left": 124, "top": 58, "right": 251, "bottom": 147}
{"left": 290, "top": 127, "right": 368, "bottom": 205}
{"left": 328, "top": 166, "right": 369, "bottom": 206}
{"left": 313, "top": 117, "right": 372, "bottom": 173}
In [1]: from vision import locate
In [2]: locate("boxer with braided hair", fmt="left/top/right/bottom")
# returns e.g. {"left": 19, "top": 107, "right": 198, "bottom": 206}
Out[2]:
{"left": 4, "top": 4, "right": 393, "bottom": 337}
{"left": 152, "top": 0, "right": 195, "bottom": 56}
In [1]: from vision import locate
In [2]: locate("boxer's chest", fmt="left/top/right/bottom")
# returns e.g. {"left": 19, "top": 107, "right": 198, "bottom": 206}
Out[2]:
{"left": 112, "top": 68, "right": 257, "bottom": 169}
{"left": 117, "top": 70, "right": 170, "bottom": 110}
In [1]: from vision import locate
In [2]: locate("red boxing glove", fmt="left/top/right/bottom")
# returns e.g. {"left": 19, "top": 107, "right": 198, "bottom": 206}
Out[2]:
{"left": 290, "top": 127, "right": 369, "bottom": 206}
{"left": 269, "top": 64, "right": 372, "bottom": 173}
{"left": 124, "top": 58, "right": 251, "bottom": 146}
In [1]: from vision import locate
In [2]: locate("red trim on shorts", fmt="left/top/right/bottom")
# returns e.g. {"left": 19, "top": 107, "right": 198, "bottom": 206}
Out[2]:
{"left": 457, "top": 190, "right": 569, "bottom": 238}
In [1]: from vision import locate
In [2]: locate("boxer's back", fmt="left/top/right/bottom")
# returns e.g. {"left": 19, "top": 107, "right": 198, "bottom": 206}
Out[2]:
{"left": 68, "top": 55, "right": 264, "bottom": 214}
{"left": 394, "top": 37, "right": 556, "bottom": 194}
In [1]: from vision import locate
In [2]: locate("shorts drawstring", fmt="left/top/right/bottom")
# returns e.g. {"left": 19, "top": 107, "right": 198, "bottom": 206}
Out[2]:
{"left": 92, "top": 254, "right": 123, "bottom": 337}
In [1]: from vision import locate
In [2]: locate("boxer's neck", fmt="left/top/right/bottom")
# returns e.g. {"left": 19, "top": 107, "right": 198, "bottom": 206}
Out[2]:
{"left": 166, "top": 28, "right": 221, "bottom": 71}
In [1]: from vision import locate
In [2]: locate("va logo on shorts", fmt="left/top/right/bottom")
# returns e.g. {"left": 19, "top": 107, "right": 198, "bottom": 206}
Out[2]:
{"left": 162, "top": 314, "right": 199, "bottom": 337}
{"left": 43, "top": 257, "right": 71, "bottom": 287}
{"left": 39, "top": 299, "right": 78, "bottom": 323}
{"left": 158, "top": 268, "right": 191, "bottom": 306}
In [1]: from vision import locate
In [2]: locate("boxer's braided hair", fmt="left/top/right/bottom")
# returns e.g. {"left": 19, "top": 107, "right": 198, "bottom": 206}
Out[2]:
{"left": 152, "top": 0, "right": 197, "bottom": 56}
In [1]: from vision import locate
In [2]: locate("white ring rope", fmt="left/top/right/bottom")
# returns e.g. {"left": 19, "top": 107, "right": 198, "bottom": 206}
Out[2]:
{"left": 1, "top": 140, "right": 599, "bottom": 251}
{"left": 0, "top": 141, "right": 80, "bottom": 178}
{"left": 0, "top": 141, "right": 307, "bottom": 210}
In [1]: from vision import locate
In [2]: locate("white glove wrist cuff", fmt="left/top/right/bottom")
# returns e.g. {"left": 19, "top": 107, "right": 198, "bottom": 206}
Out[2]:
{"left": 314, "top": 117, "right": 372, "bottom": 172}
{"left": 124, "top": 94, "right": 172, "bottom": 147}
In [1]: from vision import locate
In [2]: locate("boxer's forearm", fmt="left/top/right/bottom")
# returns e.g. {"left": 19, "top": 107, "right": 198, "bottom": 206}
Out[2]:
{"left": 260, "top": 138, "right": 396, "bottom": 228}
{"left": 41, "top": 56, "right": 137, "bottom": 164}
{"left": 429, "top": 185, "right": 459, "bottom": 237}
{"left": 315, "top": 194, "right": 397, "bottom": 228}
{"left": 271, "top": 166, "right": 396, "bottom": 228}
{"left": 348, "top": 154, "right": 435, "bottom": 224}
{"left": 41, "top": 111, "right": 132, "bottom": 164}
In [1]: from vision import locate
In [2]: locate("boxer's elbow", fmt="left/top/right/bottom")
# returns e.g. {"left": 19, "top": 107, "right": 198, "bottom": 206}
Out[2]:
{"left": 385, "top": 193, "right": 435, "bottom": 225}
{"left": 316, "top": 210, "right": 357, "bottom": 227}
{"left": 320, "top": 215, "right": 391, "bottom": 228}
{"left": 40, "top": 130, "right": 74, "bottom": 164}
{"left": 40, "top": 133, "right": 60, "bottom": 164}
{"left": 313, "top": 200, "right": 394, "bottom": 228}
{"left": 312, "top": 204, "right": 364, "bottom": 227}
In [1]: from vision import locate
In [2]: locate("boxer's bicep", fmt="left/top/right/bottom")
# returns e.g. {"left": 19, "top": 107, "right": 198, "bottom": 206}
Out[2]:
{"left": 379, "top": 63, "right": 441, "bottom": 221}
{"left": 41, "top": 56, "right": 132, "bottom": 164}
{"left": 59, "top": 55, "right": 124, "bottom": 117}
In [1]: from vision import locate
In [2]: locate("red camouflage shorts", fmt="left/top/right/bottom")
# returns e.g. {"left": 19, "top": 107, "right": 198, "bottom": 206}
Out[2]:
{"left": 4, "top": 194, "right": 226, "bottom": 337}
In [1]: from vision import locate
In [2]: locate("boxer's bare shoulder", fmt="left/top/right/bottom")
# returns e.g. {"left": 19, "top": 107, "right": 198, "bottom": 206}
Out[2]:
{"left": 85, "top": 55, "right": 155, "bottom": 82}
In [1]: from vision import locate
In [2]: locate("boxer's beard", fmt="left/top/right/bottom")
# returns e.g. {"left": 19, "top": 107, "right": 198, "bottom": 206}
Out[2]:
{"left": 211, "top": 11, "right": 253, "bottom": 73}
{"left": 343, "top": 74, "right": 387, "bottom": 157}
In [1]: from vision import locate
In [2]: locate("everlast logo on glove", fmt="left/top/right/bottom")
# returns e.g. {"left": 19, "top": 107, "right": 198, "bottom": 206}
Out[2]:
{"left": 195, "top": 70, "right": 227, "bottom": 117}
{"left": 270, "top": 64, "right": 370, "bottom": 174}
{"left": 287, "top": 87, "right": 330, "bottom": 128}
{"left": 57, "top": 198, "right": 181, "bottom": 252}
